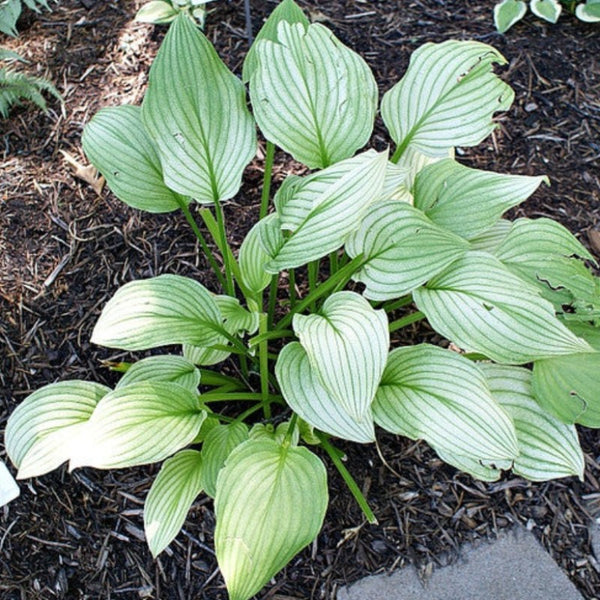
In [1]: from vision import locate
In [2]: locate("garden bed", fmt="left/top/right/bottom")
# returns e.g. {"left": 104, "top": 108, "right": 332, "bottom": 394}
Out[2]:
{"left": 1, "top": 0, "right": 600, "bottom": 598}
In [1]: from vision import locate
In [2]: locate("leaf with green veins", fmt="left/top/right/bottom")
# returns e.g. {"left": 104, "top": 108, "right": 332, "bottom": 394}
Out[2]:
{"left": 249, "top": 20, "right": 378, "bottom": 169}
{"left": 116, "top": 355, "right": 201, "bottom": 392}
{"left": 434, "top": 447, "right": 503, "bottom": 481}
{"left": 5, "top": 381, "right": 111, "bottom": 479}
{"left": 69, "top": 382, "right": 206, "bottom": 469}
{"left": 413, "top": 252, "right": 591, "bottom": 364}
{"left": 382, "top": 40, "right": 514, "bottom": 159}
{"left": 373, "top": 345, "right": 519, "bottom": 466}
{"left": 142, "top": 15, "right": 256, "bottom": 203}
{"left": 144, "top": 450, "right": 204, "bottom": 557}
{"left": 469, "top": 220, "right": 512, "bottom": 254}
{"left": 135, "top": 0, "right": 179, "bottom": 24}
{"left": 482, "top": 364, "right": 584, "bottom": 481}
{"left": 494, "top": 0, "right": 528, "bottom": 32}
{"left": 215, "top": 439, "right": 328, "bottom": 600}
{"left": 346, "top": 200, "right": 470, "bottom": 301}
{"left": 92, "top": 275, "right": 222, "bottom": 352}
{"left": 412, "top": 159, "right": 547, "bottom": 240}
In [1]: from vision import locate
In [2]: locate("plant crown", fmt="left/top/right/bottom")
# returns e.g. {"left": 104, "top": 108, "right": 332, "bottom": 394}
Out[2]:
{"left": 6, "top": 1, "right": 600, "bottom": 599}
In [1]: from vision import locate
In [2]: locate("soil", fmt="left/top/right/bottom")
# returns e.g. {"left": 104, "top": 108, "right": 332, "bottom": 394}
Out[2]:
{"left": 1, "top": 1, "right": 600, "bottom": 599}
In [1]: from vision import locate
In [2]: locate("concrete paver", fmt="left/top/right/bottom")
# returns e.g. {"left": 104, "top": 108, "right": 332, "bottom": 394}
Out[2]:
{"left": 337, "top": 528, "right": 583, "bottom": 600}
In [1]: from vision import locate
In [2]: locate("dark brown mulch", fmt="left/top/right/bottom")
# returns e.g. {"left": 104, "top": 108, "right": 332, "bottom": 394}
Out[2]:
{"left": 1, "top": 1, "right": 599, "bottom": 599}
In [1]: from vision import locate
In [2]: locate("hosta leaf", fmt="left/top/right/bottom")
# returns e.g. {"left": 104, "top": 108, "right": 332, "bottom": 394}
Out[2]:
{"left": 200, "top": 422, "right": 249, "bottom": 498}
{"left": 116, "top": 355, "right": 201, "bottom": 392}
{"left": 0, "top": 460, "right": 19, "bottom": 506}
{"left": 494, "top": 0, "right": 528, "bottom": 32}
{"left": 346, "top": 200, "right": 470, "bottom": 301}
{"left": 266, "top": 150, "right": 388, "bottom": 272}
{"left": 395, "top": 145, "right": 453, "bottom": 192}
{"left": 135, "top": 0, "right": 179, "bottom": 24}
{"left": 142, "top": 15, "right": 256, "bottom": 203}
{"left": 69, "top": 382, "right": 206, "bottom": 469}
{"left": 530, "top": 0, "right": 562, "bottom": 23}
{"left": 242, "top": 0, "right": 309, "bottom": 83}
{"left": 576, "top": 0, "right": 600, "bottom": 22}
{"left": 533, "top": 352, "right": 600, "bottom": 427}
{"left": 5, "top": 381, "right": 110, "bottom": 479}
{"left": 215, "top": 439, "right": 328, "bottom": 600}
{"left": 373, "top": 345, "right": 519, "bottom": 464}
{"left": 413, "top": 252, "right": 591, "bottom": 364}
{"left": 249, "top": 21, "right": 378, "bottom": 169}
{"left": 482, "top": 364, "right": 584, "bottom": 481}
{"left": 565, "top": 322, "right": 600, "bottom": 351}
{"left": 293, "top": 292, "right": 389, "bottom": 422}
{"left": 381, "top": 41, "right": 513, "bottom": 158}
{"left": 413, "top": 159, "right": 546, "bottom": 240}
{"left": 82, "top": 105, "right": 188, "bottom": 213}
{"left": 276, "top": 343, "right": 375, "bottom": 443}
{"left": 469, "top": 219, "right": 512, "bottom": 253}
{"left": 434, "top": 447, "right": 502, "bottom": 481}
{"left": 91, "top": 274, "right": 222, "bottom": 351}
{"left": 144, "top": 450, "right": 204, "bottom": 557}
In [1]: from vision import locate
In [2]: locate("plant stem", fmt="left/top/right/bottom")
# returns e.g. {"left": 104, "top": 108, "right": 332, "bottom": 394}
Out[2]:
{"left": 213, "top": 199, "right": 235, "bottom": 296}
{"left": 283, "top": 412, "right": 298, "bottom": 446}
{"left": 267, "top": 274, "right": 279, "bottom": 328}
{"left": 308, "top": 259, "right": 319, "bottom": 310}
{"left": 258, "top": 312, "right": 271, "bottom": 420}
{"left": 249, "top": 328, "right": 294, "bottom": 347}
{"left": 201, "top": 392, "right": 281, "bottom": 403}
{"left": 198, "top": 369, "right": 245, "bottom": 388}
{"left": 178, "top": 200, "right": 227, "bottom": 289}
{"left": 260, "top": 141, "right": 276, "bottom": 219}
{"left": 329, "top": 250, "right": 339, "bottom": 275}
{"left": 289, "top": 269, "right": 297, "bottom": 309}
{"left": 389, "top": 310, "right": 426, "bottom": 332}
{"left": 318, "top": 434, "right": 378, "bottom": 524}
{"left": 383, "top": 295, "right": 413, "bottom": 313}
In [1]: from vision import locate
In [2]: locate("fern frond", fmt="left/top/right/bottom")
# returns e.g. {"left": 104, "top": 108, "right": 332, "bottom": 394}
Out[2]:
{"left": 0, "top": 66, "right": 62, "bottom": 118}
{"left": 0, "top": 0, "right": 55, "bottom": 37}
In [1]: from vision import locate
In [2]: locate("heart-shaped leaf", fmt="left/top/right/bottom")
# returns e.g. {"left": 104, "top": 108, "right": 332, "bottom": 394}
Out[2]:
{"left": 530, "top": 0, "right": 562, "bottom": 23}
{"left": 576, "top": 0, "right": 600, "bottom": 22}
{"left": 494, "top": 0, "right": 528, "bottom": 32}
{"left": 116, "top": 355, "right": 201, "bottom": 392}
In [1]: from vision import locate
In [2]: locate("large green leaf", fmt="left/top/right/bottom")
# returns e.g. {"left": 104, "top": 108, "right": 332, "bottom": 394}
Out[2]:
{"left": 530, "top": 0, "right": 562, "bottom": 23}
{"left": 249, "top": 20, "right": 378, "bottom": 169}
{"left": 494, "top": 0, "right": 528, "bottom": 32}
{"left": 200, "top": 422, "right": 249, "bottom": 498}
{"left": 293, "top": 292, "right": 389, "bottom": 422}
{"left": 215, "top": 439, "right": 328, "bottom": 600}
{"left": 533, "top": 352, "right": 600, "bottom": 427}
{"left": 381, "top": 41, "right": 513, "bottom": 159}
{"left": 5, "top": 381, "right": 110, "bottom": 479}
{"left": 345, "top": 200, "right": 470, "bottom": 300}
{"left": 266, "top": 150, "right": 388, "bottom": 272}
{"left": 116, "top": 355, "right": 201, "bottom": 392}
{"left": 82, "top": 105, "right": 187, "bottom": 214}
{"left": 413, "top": 252, "right": 591, "bottom": 364}
{"left": 276, "top": 343, "right": 375, "bottom": 443}
{"left": 141, "top": 15, "right": 256, "bottom": 203}
{"left": 373, "top": 345, "right": 518, "bottom": 466}
{"left": 412, "top": 159, "right": 546, "bottom": 240}
{"left": 483, "top": 364, "right": 584, "bottom": 481}
{"left": 91, "top": 274, "right": 222, "bottom": 351}
{"left": 144, "top": 449, "right": 204, "bottom": 557}
{"left": 69, "top": 382, "right": 206, "bottom": 469}
{"left": 242, "top": 0, "right": 309, "bottom": 83}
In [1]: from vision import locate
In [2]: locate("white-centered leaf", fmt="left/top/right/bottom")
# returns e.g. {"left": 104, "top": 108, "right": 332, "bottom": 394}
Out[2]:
{"left": 346, "top": 200, "right": 470, "bottom": 300}
{"left": 142, "top": 15, "right": 256, "bottom": 203}
{"left": 242, "top": 0, "right": 309, "bottom": 83}
{"left": 200, "top": 422, "right": 249, "bottom": 498}
{"left": 469, "top": 219, "right": 512, "bottom": 253}
{"left": 482, "top": 364, "right": 584, "bottom": 481}
{"left": 0, "top": 461, "right": 19, "bottom": 507}
{"left": 494, "top": 0, "right": 528, "bottom": 32}
{"left": 293, "top": 291, "right": 389, "bottom": 422}
{"left": 249, "top": 21, "right": 378, "bottom": 169}
{"left": 136, "top": 0, "right": 179, "bottom": 24}
{"left": 530, "top": 0, "right": 562, "bottom": 23}
{"left": 275, "top": 342, "right": 375, "bottom": 443}
{"left": 5, "top": 381, "right": 110, "bottom": 479}
{"left": 82, "top": 105, "right": 187, "bottom": 213}
{"left": 144, "top": 450, "right": 204, "bottom": 556}
{"left": 576, "top": 0, "right": 600, "bottom": 22}
{"left": 434, "top": 447, "right": 503, "bottom": 481}
{"left": 215, "top": 439, "right": 328, "bottom": 600}
{"left": 533, "top": 352, "right": 600, "bottom": 427}
{"left": 413, "top": 159, "right": 546, "bottom": 240}
{"left": 413, "top": 252, "right": 591, "bottom": 364}
{"left": 381, "top": 40, "right": 513, "bottom": 158}
{"left": 91, "top": 274, "right": 222, "bottom": 351}
{"left": 116, "top": 355, "right": 201, "bottom": 392}
{"left": 266, "top": 150, "right": 388, "bottom": 272}
{"left": 373, "top": 345, "right": 518, "bottom": 464}
{"left": 69, "top": 382, "right": 206, "bottom": 469}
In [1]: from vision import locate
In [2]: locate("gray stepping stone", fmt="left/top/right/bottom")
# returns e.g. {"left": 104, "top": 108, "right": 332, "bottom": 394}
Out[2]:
{"left": 337, "top": 528, "right": 583, "bottom": 600}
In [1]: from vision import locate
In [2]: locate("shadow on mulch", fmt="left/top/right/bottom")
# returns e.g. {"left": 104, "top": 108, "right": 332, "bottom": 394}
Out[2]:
{"left": 1, "top": 0, "right": 599, "bottom": 599}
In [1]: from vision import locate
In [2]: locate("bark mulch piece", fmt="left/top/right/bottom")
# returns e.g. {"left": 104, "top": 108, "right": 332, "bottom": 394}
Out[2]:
{"left": 1, "top": 1, "right": 599, "bottom": 599}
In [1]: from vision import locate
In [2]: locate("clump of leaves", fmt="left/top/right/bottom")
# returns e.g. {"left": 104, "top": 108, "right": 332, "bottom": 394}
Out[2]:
{"left": 494, "top": 0, "right": 600, "bottom": 32}
{"left": 0, "top": 48, "right": 61, "bottom": 118}
{"left": 135, "top": 0, "right": 218, "bottom": 27}
{"left": 6, "top": 1, "right": 600, "bottom": 599}
{"left": 0, "top": 0, "right": 55, "bottom": 36}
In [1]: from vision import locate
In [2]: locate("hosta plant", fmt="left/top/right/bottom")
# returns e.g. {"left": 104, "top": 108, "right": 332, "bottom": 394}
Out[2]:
{"left": 135, "top": 0, "right": 218, "bottom": 27}
{"left": 6, "top": 1, "right": 600, "bottom": 598}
